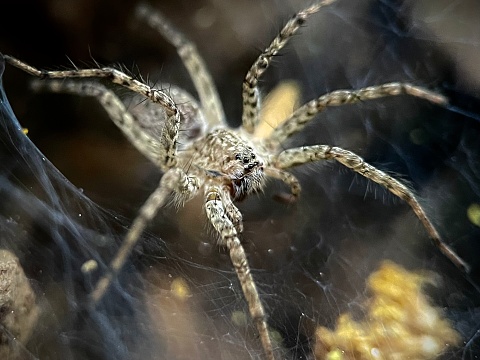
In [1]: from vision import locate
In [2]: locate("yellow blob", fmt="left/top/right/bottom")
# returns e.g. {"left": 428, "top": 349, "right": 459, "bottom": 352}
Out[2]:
{"left": 231, "top": 310, "right": 248, "bottom": 327}
{"left": 326, "top": 348, "right": 344, "bottom": 360}
{"left": 255, "top": 80, "right": 301, "bottom": 139}
{"left": 80, "top": 259, "right": 98, "bottom": 273}
{"left": 314, "top": 261, "right": 460, "bottom": 360}
{"left": 170, "top": 277, "right": 191, "bottom": 300}
{"left": 467, "top": 203, "right": 480, "bottom": 227}
{"left": 22, "top": 127, "right": 29, "bottom": 135}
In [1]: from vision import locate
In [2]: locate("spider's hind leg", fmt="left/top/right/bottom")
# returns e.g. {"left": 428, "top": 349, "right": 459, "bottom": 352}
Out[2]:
{"left": 4, "top": 55, "right": 183, "bottom": 170}
{"left": 136, "top": 3, "right": 225, "bottom": 127}
{"left": 241, "top": 0, "right": 336, "bottom": 133}
{"left": 30, "top": 79, "right": 174, "bottom": 167}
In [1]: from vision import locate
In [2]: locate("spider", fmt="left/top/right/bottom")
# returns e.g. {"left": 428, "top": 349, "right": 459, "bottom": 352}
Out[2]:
{"left": 3, "top": 0, "right": 469, "bottom": 359}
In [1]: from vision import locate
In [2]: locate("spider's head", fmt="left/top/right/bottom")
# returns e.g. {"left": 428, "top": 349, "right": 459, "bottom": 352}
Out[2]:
{"left": 222, "top": 147, "right": 265, "bottom": 201}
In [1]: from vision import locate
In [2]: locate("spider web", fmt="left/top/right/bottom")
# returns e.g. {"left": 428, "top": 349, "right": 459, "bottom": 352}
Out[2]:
{"left": 0, "top": 0, "right": 480, "bottom": 359}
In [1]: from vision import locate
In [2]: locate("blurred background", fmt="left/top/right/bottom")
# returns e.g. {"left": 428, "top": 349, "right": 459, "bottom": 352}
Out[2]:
{"left": 0, "top": 0, "right": 479, "bottom": 359}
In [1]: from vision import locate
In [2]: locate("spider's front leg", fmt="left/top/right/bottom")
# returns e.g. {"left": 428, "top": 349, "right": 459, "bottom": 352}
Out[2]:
{"left": 91, "top": 168, "right": 199, "bottom": 305}
{"left": 272, "top": 145, "right": 469, "bottom": 273}
{"left": 217, "top": 184, "right": 244, "bottom": 233}
{"left": 204, "top": 185, "right": 274, "bottom": 360}
{"left": 264, "top": 167, "right": 301, "bottom": 204}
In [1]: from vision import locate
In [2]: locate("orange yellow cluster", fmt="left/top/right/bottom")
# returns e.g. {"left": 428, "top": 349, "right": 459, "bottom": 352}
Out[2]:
{"left": 315, "top": 261, "right": 460, "bottom": 359}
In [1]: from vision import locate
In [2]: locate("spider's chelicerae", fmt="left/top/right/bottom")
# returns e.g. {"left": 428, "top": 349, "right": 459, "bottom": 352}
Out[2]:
{"left": 3, "top": 0, "right": 469, "bottom": 359}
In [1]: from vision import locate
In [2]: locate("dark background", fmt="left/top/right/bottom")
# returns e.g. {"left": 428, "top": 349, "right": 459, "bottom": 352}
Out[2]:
{"left": 0, "top": 0, "right": 479, "bottom": 359}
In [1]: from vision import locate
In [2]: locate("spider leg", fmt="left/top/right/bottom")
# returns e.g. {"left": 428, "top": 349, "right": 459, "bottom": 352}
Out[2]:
{"left": 152, "top": 83, "right": 208, "bottom": 141}
{"left": 30, "top": 79, "right": 180, "bottom": 170}
{"left": 91, "top": 168, "right": 199, "bottom": 305}
{"left": 218, "top": 185, "right": 244, "bottom": 233}
{"left": 242, "top": 0, "right": 336, "bottom": 133}
{"left": 267, "top": 82, "right": 448, "bottom": 148}
{"left": 264, "top": 167, "right": 301, "bottom": 203}
{"left": 205, "top": 185, "right": 274, "bottom": 360}
{"left": 273, "top": 145, "right": 470, "bottom": 273}
{"left": 4, "top": 55, "right": 181, "bottom": 168}
{"left": 136, "top": 3, "right": 226, "bottom": 127}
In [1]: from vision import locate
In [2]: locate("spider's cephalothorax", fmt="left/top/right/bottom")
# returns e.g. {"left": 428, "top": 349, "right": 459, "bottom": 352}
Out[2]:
{"left": 186, "top": 129, "right": 267, "bottom": 201}
{"left": 3, "top": 0, "right": 469, "bottom": 359}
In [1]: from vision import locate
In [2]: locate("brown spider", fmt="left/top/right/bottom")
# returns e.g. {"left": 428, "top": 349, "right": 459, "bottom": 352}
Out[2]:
{"left": 2, "top": 0, "right": 468, "bottom": 358}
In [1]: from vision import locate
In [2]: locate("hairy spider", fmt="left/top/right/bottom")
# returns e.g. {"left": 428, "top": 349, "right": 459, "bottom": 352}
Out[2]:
{"left": 3, "top": 0, "right": 469, "bottom": 359}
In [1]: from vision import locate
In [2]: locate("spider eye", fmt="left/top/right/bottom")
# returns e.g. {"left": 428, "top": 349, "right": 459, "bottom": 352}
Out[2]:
{"left": 251, "top": 154, "right": 255, "bottom": 159}
{"left": 235, "top": 154, "right": 241, "bottom": 160}
{"left": 243, "top": 158, "right": 249, "bottom": 164}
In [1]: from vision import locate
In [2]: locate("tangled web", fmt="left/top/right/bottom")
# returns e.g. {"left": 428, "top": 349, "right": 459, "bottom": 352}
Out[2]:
{"left": 1, "top": 0, "right": 480, "bottom": 359}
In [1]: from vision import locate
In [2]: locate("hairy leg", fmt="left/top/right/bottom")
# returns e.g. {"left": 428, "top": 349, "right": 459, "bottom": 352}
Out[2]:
{"left": 136, "top": 3, "right": 225, "bottom": 127}
{"left": 242, "top": 0, "right": 336, "bottom": 133}
{"left": 31, "top": 79, "right": 181, "bottom": 169}
{"left": 273, "top": 145, "right": 469, "bottom": 273}
{"left": 267, "top": 83, "right": 448, "bottom": 148}
{"left": 218, "top": 185, "right": 244, "bottom": 233}
{"left": 264, "top": 167, "right": 301, "bottom": 203}
{"left": 91, "top": 168, "right": 199, "bottom": 305}
{"left": 205, "top": 185, "right": 274, "bottom": 360}
{"left": 4, "top": 55, "right": 181, "bottom": 168}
